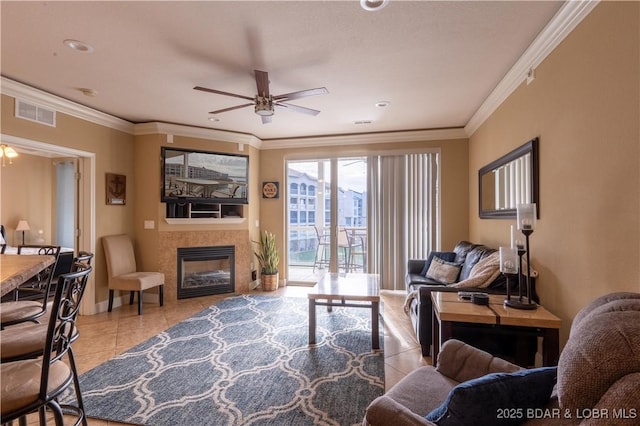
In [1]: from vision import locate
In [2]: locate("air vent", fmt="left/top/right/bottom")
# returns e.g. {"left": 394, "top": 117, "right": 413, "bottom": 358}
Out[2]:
{"left": 15, "top": 99, "right": 56, "bottom": 127}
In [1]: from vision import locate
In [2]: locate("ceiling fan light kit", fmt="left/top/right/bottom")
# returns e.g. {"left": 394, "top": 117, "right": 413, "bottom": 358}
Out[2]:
{"left": 255, "top": 96, "right": 274, "bottom": 116}
{"left": 194, "top": 70, "right": 328, "bottom": 124}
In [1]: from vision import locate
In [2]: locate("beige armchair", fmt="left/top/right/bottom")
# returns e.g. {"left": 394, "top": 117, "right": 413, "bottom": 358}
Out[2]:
{"left": 102, "top": 234, "right": 164, "bottom": 315}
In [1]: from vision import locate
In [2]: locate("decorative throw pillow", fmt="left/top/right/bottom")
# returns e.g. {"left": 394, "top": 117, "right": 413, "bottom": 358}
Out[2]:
{"left": 425, "top": 367, "right": 558, "bottom": 426}
{"left": 426, "top": 257, "right": 462, "bottom": 284}
{"left": 420, "top": 251, "right": 457, "bottom": 276}
{"left": 449, "top": 252, "right": 501, "bottom": 289}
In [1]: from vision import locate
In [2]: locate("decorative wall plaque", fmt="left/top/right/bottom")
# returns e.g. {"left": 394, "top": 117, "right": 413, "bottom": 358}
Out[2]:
{"left": 262, "top": 181, "right": 279, "bottom": 199}
{"left": 106, "top": 173, "right": 126, "bottom": 205}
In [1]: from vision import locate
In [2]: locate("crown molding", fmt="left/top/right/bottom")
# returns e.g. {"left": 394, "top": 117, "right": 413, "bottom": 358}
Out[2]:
{"left": 465, "top": 0, "right": 599, "bottom": 136}
{"left": 260, "top": 128, "right": 468, "bottom": 150}
{"left": 1, "top": 76, "right": 134, "bottom": 134}
{"left": 133, "top": 122, "right": 262, "bottom": 149}
{"left": 1, "top": 1, "right": 598, "bottom": 145}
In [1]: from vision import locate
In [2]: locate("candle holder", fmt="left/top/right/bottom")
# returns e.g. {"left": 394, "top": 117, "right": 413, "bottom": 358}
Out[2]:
{"left": 499, "top": 247, "right": 518, "bottom": 304}
{"left": 505, "top": 204, "right": 538, "bottom": 310}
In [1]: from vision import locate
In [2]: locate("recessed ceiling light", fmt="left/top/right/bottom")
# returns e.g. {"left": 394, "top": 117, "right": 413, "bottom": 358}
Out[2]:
{"left": 360, "top": 0, "right": 389, "bottom": 12}
{"left": 208, "top": 116, "right": 220, "bottom": 122}
{"left": 79, "top": 88, "right": 98, "bottom": 97}
{"left": 63, "top": 39, "right": 94, "bottom": 53}
{"left": 375, "top": 101, "right": 391, "bottom": 108}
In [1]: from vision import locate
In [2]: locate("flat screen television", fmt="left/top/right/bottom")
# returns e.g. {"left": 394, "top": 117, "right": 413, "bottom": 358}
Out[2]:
{"left": 161, "top": 147, "right": 249, "bottom": 205}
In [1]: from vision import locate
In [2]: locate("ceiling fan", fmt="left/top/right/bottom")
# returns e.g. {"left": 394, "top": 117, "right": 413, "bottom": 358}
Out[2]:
{"left": 194, "top": 70, "right": 328, "bottom": 124}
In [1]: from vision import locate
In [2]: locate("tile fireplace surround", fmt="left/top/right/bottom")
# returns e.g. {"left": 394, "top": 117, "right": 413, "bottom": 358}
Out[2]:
{"left": 157, "top": 230, "right": 252, "bottom": 301}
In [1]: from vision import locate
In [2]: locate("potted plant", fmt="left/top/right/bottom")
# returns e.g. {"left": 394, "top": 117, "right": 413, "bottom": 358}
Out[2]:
{"left": 254, "top": 230, "right": 280, "bottom": 291}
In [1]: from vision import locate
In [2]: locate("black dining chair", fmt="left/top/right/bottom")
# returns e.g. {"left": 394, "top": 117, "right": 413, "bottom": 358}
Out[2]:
{"left": 0, "top": 264, "right": 92, "bottom": 426}
{"left": 0, "top": 245, "right": 61, "bottom": 329}
{"left": 1, "top": 254, "right": 94, "bottom": 426}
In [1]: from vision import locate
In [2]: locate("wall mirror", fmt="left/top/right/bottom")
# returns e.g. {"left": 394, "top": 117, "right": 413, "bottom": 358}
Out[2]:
{"left": 479, "top": 137, "right": 539, "bottom": 219}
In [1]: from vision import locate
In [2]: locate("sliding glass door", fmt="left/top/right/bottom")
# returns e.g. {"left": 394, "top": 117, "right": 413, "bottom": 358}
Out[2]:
{"left": 286, "top": 157, "right": 367, "bottom": 284}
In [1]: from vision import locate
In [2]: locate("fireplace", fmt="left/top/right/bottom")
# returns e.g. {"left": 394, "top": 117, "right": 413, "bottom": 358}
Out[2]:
{"left": 177, "top": 246, "right": 235, "bottom": 299}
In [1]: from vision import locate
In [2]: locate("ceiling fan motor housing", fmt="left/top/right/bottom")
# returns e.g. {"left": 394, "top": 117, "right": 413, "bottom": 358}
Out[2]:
{"left": 255, "top": 96, "right": 274, "bottom": 116}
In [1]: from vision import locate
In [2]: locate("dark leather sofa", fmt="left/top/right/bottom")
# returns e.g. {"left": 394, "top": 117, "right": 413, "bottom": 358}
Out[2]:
{"left": 406, "top": 241, "right": 537, "bottom": 357}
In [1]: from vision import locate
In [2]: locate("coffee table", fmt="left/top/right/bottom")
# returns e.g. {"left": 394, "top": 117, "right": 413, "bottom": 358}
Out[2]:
{"left": 431, "top": 292, "right": 561, "bottom": 366}
{"left": 308, "top": 273, "right": 380, "bottom": 349}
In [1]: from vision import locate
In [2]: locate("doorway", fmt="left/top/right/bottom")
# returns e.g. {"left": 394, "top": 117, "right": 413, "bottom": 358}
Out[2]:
{"left": 0, "top": 133, "right": 96, "bottom": 314}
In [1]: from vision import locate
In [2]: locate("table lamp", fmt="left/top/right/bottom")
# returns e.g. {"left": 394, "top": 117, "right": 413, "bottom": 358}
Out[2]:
{"left": 16, "top": 220, "right": 30, "bottom": 245}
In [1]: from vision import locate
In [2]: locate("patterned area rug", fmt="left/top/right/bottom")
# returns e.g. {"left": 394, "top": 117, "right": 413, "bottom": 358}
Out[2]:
{"left": 66, "top": 294, "right": 384, "bottom": 425}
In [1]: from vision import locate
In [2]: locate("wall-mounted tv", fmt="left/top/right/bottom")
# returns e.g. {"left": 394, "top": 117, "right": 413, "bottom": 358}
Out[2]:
{"left": 161, "top": 147, "right": 249, "bottom": 205}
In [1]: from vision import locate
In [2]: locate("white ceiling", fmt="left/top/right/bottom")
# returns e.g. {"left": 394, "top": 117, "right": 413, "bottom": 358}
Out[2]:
{"left": 1, "top": 1, "right": 565, "bottom": 141}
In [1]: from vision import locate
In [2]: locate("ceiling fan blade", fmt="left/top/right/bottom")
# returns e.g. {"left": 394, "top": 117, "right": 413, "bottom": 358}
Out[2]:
{"left": 254, "top": 70, "right": 270, "bottom": 98}
{"left": 273, "top": 87, "right": 329, "bottom": 101}
{"left": 276, "top": 102, "right": 321, "bottom": 116}
{"left": 208, "top": 103, "right": 254, "bottom": 115}
{"left": 261, "top": 115, "right": 272, "bottom": 124}
{"left": 194, "top": 86, "right": 254, "bottom": 101}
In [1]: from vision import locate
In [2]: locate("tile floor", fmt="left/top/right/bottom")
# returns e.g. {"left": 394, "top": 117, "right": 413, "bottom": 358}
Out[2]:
{"left": 27, "top": 286, "right": 430, "bottom": 425}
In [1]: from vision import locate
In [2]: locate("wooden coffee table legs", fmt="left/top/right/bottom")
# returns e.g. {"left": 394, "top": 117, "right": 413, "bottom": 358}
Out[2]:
{"left": 308, "top": 298, "right": 380, "bottom": 349}
{"left": 371, "top": 301, "right": 380, "bottom": 349}
{"left": 309, "top": 298, "right": 317, "bottom": 345}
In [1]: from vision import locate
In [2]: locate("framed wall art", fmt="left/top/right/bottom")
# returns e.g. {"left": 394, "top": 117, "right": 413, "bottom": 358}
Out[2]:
{"left": 106, "top": 173, "right": 126, "bottom": 205}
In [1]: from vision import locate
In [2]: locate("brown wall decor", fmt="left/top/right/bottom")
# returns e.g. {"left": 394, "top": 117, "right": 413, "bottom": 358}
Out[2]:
{"left": 106, "top": 173, "right": 126, "bottom": 205}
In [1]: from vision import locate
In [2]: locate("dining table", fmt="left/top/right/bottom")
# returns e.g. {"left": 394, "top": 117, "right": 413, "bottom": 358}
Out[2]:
{"left": 0, "top": 254, "right": 55, "bottom": 297}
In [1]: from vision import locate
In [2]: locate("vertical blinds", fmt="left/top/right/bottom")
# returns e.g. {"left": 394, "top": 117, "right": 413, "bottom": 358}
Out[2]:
{"left": 368, "top": 152, "right": 439, "bottom": 290}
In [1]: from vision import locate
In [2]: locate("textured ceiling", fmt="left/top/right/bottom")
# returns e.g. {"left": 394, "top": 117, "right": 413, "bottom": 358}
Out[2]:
{"left": 1, "top": 1, "right": 563, "bottom": 140}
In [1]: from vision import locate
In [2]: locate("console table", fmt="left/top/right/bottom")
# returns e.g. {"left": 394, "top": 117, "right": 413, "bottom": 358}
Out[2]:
{"left": 431, "top": 292, "right": 561, "bottom": 367}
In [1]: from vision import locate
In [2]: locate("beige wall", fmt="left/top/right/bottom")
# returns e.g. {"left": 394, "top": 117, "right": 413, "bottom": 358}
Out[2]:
{"left": 468, "top": 2, "right": 640, "bottom": 346}
{"left": 259, "top": 137, "right": 470, "bottom": 282}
